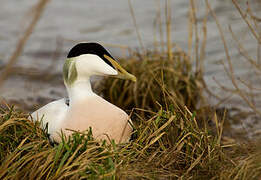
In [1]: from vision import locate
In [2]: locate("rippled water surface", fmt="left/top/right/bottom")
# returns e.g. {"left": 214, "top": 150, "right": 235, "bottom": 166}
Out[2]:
{"left": 0, "top": 0, "right": 261, "bottom": 138}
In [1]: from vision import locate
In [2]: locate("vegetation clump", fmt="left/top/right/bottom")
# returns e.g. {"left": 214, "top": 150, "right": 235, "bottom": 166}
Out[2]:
{"left": 95, "top": 51, "right": 200, "bottom": 112}
{"left": 0, "top": 50, "right": 260, "bottom": 179}
{"left": 0, "top": 0, "right": 261, "bottom": 179}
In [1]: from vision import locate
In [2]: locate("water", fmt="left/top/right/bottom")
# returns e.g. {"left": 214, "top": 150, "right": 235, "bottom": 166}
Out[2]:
{"left": 0, "top": 0, "right": 261, "bottom": 138}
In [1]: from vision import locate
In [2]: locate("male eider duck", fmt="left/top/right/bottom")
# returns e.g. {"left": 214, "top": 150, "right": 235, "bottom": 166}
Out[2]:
{"left": 31, "top": 42, "right": 136, "bottom": 143}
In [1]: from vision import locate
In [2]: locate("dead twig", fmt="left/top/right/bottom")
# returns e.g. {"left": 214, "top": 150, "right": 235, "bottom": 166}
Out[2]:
{"left": 0, "top": 0, "right": 51, "bottom": 87}
{"left": 165, "top": 0, "right": 173, "bottom": 61}
{"left": 128, "top": 0, "right": 145, "bottom": 54}
{"left": 232, "top": 0, "right": 260, "bottom": 43}
{"left": 206, "top": 0, "right": 261, "bottom": 115}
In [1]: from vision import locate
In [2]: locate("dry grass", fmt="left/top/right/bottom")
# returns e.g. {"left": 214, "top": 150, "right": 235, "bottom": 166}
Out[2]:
{"left": 0, "top": 45, "right": 260, "bottom": 178}
{"left": 207, "top": 0, "right": 261, "bottom": 116}
{"left": 0, "top": 0, "right": 51, "bottom": 87}
{"left": 94, "top": 51, "right": 200, "bottom": 113}
{"left": 0, "top": 103, "right": 230, "bottom": 179}
{"left": 0, "top": 97, "right": 260, "bottom": 179}
{"left": 0, "top": 0, "right": 261, "bottom": 179}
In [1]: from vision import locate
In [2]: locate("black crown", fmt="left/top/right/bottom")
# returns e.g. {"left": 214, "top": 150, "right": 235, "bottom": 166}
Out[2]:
{"left": 67, "top": 42, "right": 115, "bottom": 69}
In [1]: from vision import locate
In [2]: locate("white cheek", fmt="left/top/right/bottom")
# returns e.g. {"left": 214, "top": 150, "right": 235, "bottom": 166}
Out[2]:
{"left": 76, "top": 54, "right": 118, "bottom": 76}
{"left": 101, "top": 64, "right": 117, "bottom": 75}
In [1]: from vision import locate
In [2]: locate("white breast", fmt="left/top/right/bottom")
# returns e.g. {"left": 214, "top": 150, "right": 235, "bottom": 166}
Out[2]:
{"left": 31, "top": 98, "right": 68, "bottom": 139}
{"left": 31, "top": 95, "right": 132, "bottom": 143}
{"left": 61, "top": 94, "right": 133, "bottom": 143}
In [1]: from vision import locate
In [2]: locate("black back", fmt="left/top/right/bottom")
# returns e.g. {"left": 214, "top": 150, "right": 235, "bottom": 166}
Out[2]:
{"left": 67, "top": 42, "right": 116, "bottom": 69}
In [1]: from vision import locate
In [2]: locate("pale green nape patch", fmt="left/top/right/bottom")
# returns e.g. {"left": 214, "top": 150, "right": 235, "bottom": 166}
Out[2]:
{"left": 63, "top": 58, "right": 78, "bottom": 86}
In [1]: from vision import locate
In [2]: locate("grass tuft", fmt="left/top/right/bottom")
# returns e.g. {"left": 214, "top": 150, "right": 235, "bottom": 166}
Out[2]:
{"left": 1, "top": 60, "right": 260, "bottom": 178}
{"left": 95, "top": 51, "right": 200, "bottom": 113}
{"left": 0, "top": 0, "right": 261, "bottom": 178}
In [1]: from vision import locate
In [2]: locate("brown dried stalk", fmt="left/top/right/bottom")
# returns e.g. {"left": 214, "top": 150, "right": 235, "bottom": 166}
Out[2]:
{"left": 128, "top": 0, "right": 145, "bottom": 53}
{"left": 232, "top": 0, "right": 260, "bottom": 43}
{"left": 165, "top": 0, "right": 173, "bottom": 61}
{"left": 206, "top": 0, "right": 261, "bottom": 115}
{"left": 0, "top": 0, "right": 51, "bottom": 87}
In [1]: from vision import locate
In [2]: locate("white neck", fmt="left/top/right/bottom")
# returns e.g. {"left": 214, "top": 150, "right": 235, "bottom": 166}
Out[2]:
{"left": 65, "top": 78, "right": 95, "bottom": 105}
